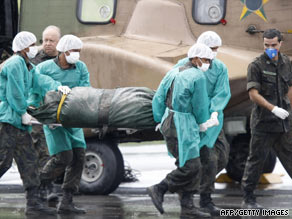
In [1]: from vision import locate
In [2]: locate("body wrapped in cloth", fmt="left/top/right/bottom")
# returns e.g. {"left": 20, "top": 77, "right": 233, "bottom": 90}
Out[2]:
{"left": 28, "top": 87, "right": 157, "bottom": 129}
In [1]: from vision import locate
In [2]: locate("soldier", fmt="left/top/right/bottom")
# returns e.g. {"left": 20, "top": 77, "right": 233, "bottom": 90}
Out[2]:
{"left": 28, "top": 25, "right": 61, "bottom": 202}
{"left": 36, "top": 35, "right": 90, "bottom": 214}
{"left": 0, "top": 31, "right": 70, "bottom": 215}
{"left": 173, "top": 31, "right": 231, "bottom": 216}
{"left": 147, "top": 43, "right": 217, "bottom": 218}
{"left": 242, "top": 28, "right": 292, "bottom": 208}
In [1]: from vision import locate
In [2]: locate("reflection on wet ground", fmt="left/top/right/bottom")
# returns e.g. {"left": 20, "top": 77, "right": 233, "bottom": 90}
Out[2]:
{"left": 0, "top": 189, "right": 292, "bottom": 219}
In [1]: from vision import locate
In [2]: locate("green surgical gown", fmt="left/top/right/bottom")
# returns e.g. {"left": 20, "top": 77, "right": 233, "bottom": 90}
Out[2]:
{"left": 0, "top": 55, "right": 61, "bottom": 130}
{"left": 174, "top": 58, "right": 231, "bottom": 148}
{"left": 152, "top": 66, "right": 210, "bottom": 167}
{"left": 35, "top": 59, "right": 90, "bottom": 155}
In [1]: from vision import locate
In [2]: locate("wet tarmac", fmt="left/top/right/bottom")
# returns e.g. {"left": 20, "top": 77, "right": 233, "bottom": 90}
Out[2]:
{"left": 0, "top": 190, "right": 292, "bottom": 219}
{"left": 0, "top": 144, "right": 292, "bottom": 218}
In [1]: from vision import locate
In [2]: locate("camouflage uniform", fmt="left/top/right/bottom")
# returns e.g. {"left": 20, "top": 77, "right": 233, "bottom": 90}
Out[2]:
{"left": 0, "top": 48, "right": 12, "bottom": 64}
{"left": 40, "top": 148, "right": 85, "bottom": 192}
{"left": 0, "top": 123, "right": 40, "bottom": 189}
{"left": 30, "top": 50, "right": 57, "bottom": 172}
{"left": 161, "top": 112, "right": 201, "bottom": 194}
{"left": 242, "top": 52, "right": 292, "bottom": 194}
{"left": 31, "top": 50, "right": 57, "bottom": 66}
{"left": 200, "top": 129, "right": 230, "bottom": 196}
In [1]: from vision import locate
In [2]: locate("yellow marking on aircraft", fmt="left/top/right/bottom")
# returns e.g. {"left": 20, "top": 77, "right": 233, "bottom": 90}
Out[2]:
{"left": 240, "top": 0, "right": 269, "bottom": 22}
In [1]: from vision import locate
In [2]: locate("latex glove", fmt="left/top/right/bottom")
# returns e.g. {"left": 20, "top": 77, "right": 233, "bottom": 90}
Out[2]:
{"left": 21, "top": 112, "right": 32, "bottom": 125}
{"left": 155, "top": 123, "right": 161, "bottom": 131}
{"left": 199, "top": 123, "right": 208, "bottom": 132}
{"left": 58, "top": 86, "right": 71, "bottom": 95}
{"left": 210, "top": 112, "right": 219, "bottom": 126}
{"left": 272, "top": 106, "right": 289, "bottom": 120}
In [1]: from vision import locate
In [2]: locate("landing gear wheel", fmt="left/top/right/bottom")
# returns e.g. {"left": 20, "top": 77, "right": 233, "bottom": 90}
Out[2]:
{"left": 79, "top": 138, "right": 124, "bottom": 195}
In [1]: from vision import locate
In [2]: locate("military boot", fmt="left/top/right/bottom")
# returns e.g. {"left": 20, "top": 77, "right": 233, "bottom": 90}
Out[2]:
{"left": 241, "top": 192, "right": 263, "bottom": 209}
{"left": 25, "top": 187, "right": 57, "bottom": 215}
{"left": 146, "top": 179, "right": 168, "bottom": 214}
{"left": 179, "top": 192, "right": 211, "bottom": 218}
{"left": 200, "top": 193, "right": 221, "bottom": 216}
{"left": 57, "top": 189, "right": 86, "bottom": 214}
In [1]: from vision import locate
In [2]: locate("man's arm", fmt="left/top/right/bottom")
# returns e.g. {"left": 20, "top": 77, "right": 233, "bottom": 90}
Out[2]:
{"left": 248, "top": 88, "right": 274, "bottom": 111}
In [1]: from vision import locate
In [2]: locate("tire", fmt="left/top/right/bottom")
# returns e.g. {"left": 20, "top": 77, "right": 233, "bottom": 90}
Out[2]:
{"left": 79, "top": 138, "right": 124, "bottom": 195}
{"left": 226, "top": 133, "right": 276, "bottom": 182}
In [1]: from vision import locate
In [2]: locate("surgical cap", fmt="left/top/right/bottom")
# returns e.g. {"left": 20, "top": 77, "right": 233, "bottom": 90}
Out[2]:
{"left": 197, "top": 31, "right": 222, "bottom": 48}
{"left": 187, "top": 43, "right": 213, "bottom": 59}
{"left": 12, "top": 31, "right": 37, "bottom": 52}
{"left": 56, "top": 35, "right": 83, "bottom": 52}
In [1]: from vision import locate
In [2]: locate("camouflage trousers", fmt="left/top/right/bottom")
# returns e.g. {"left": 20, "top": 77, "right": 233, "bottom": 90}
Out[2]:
{"left": 242, "top": 129, "right": 292, "bottom": 194}
{"left": 40, "top": 148, "right": 85, "bottom": 192}
{"left": 162, "top": 114, "right": 201, "bottom": 194}
{"left": 200, "top": 129, "right": 230, "bottom": 195}
{"left": 30, "top": 125, "right": 50, "bottom": 172}
{"left": 0, "top": 123, "right": 40, "bottom": 190}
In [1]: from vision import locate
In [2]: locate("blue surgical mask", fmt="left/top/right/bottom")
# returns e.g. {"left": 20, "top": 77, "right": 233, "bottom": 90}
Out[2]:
{"left": 265, "top": 48, "right": 278, "bottom": 60}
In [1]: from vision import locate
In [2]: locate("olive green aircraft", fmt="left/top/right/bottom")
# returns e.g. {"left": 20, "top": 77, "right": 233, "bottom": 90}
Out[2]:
{"left": 1, "top": 0, "right": 291, "bottom": 195}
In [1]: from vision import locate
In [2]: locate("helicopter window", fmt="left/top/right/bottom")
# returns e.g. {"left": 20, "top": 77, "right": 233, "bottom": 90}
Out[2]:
{"left": 192, "top": 0, "right": 226, "bottom": 24}
{"left": 76, "top": 0, "right": 117, "bottom": 24}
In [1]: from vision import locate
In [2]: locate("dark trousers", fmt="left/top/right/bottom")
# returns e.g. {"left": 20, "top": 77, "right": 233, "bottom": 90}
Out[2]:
{"left": 0, "top": 123, "right": 40, "bottom": 190}
{"left": 241, "top": 128, "right": 292, "bottom": 194}
{"left": 30, "top": 125, "right": 50, "bottom": 172}
{"left": 200, "top": 129, "right": 230, "bottom": 195}
{"left": 162, "top": 114, "right": 201, "bottom": 194}
{"left": 40, "top": 148, "right": 85, "bottom": 192}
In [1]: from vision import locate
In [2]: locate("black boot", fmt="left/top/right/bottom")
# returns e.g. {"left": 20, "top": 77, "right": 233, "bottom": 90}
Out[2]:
{"left": 179, "top": 192, "right": 211, "bottom": 218}
{"left": 146, "top": 179, "right": 168, "bottom": 214}
{"left": 57, "top": 189, "right": 86, "bottom": 214}
{"left": 241, "top": 192, "right": 263, "bottom": 209}
{"left": 25, "top": 187, "right": 57, "bottom": 215}
{"left": 200, "top": 193, "right": 221, "bottom": 216}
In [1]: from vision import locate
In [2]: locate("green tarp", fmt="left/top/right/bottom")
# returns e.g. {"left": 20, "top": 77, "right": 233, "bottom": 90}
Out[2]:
{"left": 28, "top": 86, "right": 157, "bottom": 129}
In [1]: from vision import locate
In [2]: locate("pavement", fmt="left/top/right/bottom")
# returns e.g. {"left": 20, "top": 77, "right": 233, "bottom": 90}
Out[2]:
{"left": 0, "top": 143, "right": 292, "bottom": 219}
{"left": 0, "top": 143, "right": 291, "bottom": 194}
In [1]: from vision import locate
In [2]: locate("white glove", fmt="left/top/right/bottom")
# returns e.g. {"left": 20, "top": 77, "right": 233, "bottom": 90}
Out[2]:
{"left": 199, "top": 112, "right": 220, "bottom": 132}
{"left": 199, "top": 123, "right": 208, "bottom": 132}
{"left": 210, "top": 112, "right": 219, "bottom": 126}
{"left": 155, "top": 123, "right": 161, "bottom": 131}
{"left": 271, "top": 106, "right": 289, "bottom": 120}
{"left": 58, "top": 86, "right": 71, "bottom": 95}
{"left": 21, "top": 112, "right": 32, "bottom": 125}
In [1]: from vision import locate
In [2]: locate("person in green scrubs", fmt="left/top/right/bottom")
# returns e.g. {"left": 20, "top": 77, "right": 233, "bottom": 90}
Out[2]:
{"left": 174, "top": 31, "right": 231, "bottom": 215}
{"left": 147, "top": 43, "right": 217, "bottom": 218}
{"left": 0, "top": 31, "right": 70, "bottom": 216}
{"left": 35, "top": 34, "right": 90, "bottom": 214}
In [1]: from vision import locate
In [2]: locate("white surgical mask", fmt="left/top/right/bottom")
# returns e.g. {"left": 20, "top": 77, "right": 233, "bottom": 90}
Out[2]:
{"left": 65, "top": 52, "right": 80, "bottom": 64}
{"left": 198, "top": 59, "right": 210, "bottom": 72}
{"left": 26, "top": 46, "right": 38, "bottom": 59}
{"left": 212, "top": 51, "right": 218, "bottom": 58}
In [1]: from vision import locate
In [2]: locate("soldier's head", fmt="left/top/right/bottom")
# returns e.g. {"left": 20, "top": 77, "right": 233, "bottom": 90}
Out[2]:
{"left": 42, "top": 25, "right": 61, "bottom": 57}
{"left": 263, "top": 29, "right": 282, "bottom": 60}
{"left": 188, "top": 43, "right": 213, "bottom": 72}
{"left": 197, "top": 31, "right": 222, "bottom": 59}
{"left": 56, "top": 34, "right": 83, "bottom": 65}
{"left": 12, "top": 31, "right": 38, "bottom": 60}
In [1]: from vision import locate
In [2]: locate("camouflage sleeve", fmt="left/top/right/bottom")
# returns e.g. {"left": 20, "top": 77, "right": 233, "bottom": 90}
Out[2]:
{"left": 247, "top": 62, "right": 261, "bottom": 91}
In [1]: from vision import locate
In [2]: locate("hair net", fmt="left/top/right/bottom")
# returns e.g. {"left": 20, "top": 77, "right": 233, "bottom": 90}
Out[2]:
{"left": 187, "top": 43, "right": 213, "bottom": 59}
{"left": 197, "top": 31, "right": 222, "bottom": 48}
{"left": 12, "top": 31, "right": 37, "bottom": 52}
{"left": 56, "top": 35, "right": 83, "bottom": 52}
